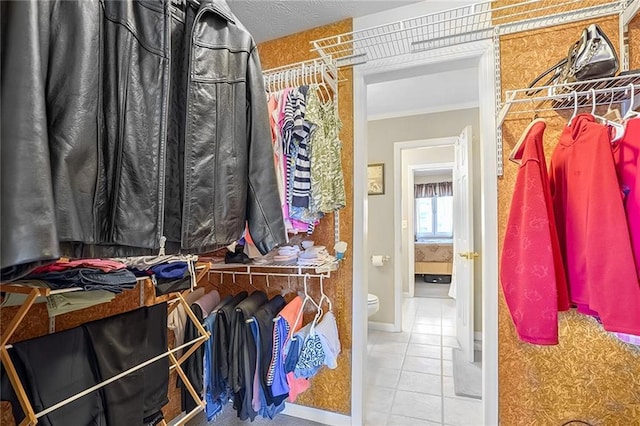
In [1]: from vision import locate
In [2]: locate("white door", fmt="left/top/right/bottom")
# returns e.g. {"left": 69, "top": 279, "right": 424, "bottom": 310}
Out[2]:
{"left": 453, "top": 126, "right": 476, "bottom": 363}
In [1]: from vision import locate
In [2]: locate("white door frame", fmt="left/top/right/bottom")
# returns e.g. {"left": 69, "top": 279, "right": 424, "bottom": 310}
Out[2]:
{"left": 406, "top": 160, "right": 455, "bottom": 299}
{"left": 351, "top": 40, "right": 498, "bottom": 426}
{"left": 395, "top": 140, "right": 454, "bottom": 329}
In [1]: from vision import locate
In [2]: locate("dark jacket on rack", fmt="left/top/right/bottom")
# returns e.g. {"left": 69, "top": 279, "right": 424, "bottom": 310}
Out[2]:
{"left": 211, "top": 291, "right": 248, "bottom": 399}
{"left": 229, "top": 290, "right": 268, "bottom": 421}
{"left": 0, "top": 0, "right": 286, "bottom": 279}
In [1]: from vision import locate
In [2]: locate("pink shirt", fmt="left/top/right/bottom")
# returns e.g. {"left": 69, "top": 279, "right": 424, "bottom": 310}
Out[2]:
{"left": 501, "top": 119, "right": 569, "bottom": 345}
{"left": 550, "top": 114, "right": 640, "bottom": 335}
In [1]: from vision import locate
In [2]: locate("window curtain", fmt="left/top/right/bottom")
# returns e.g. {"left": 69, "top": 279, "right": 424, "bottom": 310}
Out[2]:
{"left": 414, "top": 181, "right": 453, "bottom": 198}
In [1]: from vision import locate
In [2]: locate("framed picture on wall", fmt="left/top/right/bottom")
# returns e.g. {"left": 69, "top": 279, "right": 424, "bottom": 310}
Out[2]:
{"left": 368, "top": 163, "right": 385, "bottom": 195}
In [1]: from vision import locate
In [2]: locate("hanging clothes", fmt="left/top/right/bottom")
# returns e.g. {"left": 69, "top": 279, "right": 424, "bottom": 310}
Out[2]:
{"left": 500, "top": 119, "right": 570, "bottom": 345}
{"left": 229, "top": 291, "right": 268, "bottom": 421}
{"left": 8, "top": 327, "right": 107, "bottom": 426}
{"left": 612, "top": 117, "right": 640, "bottom": 276}
{"left": 211, "top": 291, "right": 248, "bottom": 402}
{"left": 203, "top": 295, "right": 234, "bottom": 421}
{"left": 268, "top": 296, "right": 303, "bottom": 404}
{"left": 3, "top": 304, "right": 169, "bottom": 426}
{"left": 252, "top": 295, "right": 287, "bottom": 419}
{"left": 315, "top": 310, "right": 341, "bottom": 369}
{"left": 178, "top": 303, "right": 205, "bottom": 413}
{"left": 306, "top": 87, "right": 346, "bottom": 213}
{"left": 85, "top": 304, "right": 169, "bottom": 425}
{"left": 167, "top": 287, "right": 206, "bottom": 357}
{"left": 549, "top": 114, "right": 640, "bottom": 335}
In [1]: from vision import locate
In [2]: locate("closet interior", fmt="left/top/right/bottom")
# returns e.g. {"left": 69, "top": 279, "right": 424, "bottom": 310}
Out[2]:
{"left": 2, "top": 0, "right": 640, "bottom": 425}
{"left": 0, "top": 7, "right": 347, "bottom": 422}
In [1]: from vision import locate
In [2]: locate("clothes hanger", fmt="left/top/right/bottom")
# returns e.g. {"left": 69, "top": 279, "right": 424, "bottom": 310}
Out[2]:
{"left": 508, "top": 116, "right": 546, "bottom": 164}
{"left": 318, "top": 63, "right": 332, "bottom": 102}
{"left": 589, "top": 88, "right": 625, "bottom": 142}
{"left": 623, "top": 83, "right": 639, "bottom": 120}
{"left": 568, "top": 91, "right": 579, "bottom": 126}
{"left": 602, "top": 89, "right": 622, "bottom": 123}
{"left": 290, "top": 274, "right": 322, "bottom": 336}
{"left": 317, "top": 276, "right": 333, "bottom": 314}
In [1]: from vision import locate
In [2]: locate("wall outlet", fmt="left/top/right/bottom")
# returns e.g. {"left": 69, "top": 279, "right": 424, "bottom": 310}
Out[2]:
{"left": 402, "top": 220, "right": 408, "bottom": 229}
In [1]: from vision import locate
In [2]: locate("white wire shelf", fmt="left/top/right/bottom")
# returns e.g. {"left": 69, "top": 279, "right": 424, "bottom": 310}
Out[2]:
{"left": 311, "top": 0, "right": 628, "bottom": 68}
{"left": 498, "top": 72, "right": 640, "bottom": 123}
{"left": 207, "top": 260, "right": 339, "bottom": 280}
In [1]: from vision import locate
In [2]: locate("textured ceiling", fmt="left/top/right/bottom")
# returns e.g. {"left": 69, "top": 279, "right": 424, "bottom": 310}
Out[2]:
{"left": 227, "top": 0, "right": 423, "bottom": 43}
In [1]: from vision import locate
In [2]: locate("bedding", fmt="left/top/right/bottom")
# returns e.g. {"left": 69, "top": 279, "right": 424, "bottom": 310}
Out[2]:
{"left": 414, "top": 241, "right": 453, "bottom": 275}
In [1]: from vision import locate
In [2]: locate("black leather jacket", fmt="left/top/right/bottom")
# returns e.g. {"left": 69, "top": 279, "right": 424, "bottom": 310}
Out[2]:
{"left": 1, "top": 0, "right": 285, "bottom": 278}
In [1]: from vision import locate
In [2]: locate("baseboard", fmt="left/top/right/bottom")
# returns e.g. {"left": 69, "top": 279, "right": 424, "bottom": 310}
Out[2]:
{"left": 282, "top": 403, "right": 351, "bottom": 426}
{"left": 368, "top": 321, "right": 399, "bottom": 332}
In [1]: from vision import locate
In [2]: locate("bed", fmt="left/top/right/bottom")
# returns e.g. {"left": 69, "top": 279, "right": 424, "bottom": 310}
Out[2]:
{"left": 414, "top": 240, "right": 453, "bottom": 276}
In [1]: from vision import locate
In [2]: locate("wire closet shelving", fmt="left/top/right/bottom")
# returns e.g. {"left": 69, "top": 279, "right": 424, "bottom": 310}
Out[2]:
{"left": 311, "top": 0, "right": 637, "bottom": 68}
{"left": 498, "top": 73, "right": 640, "bottom": 123}
{"left": 309, "top": 0, "right": 638, "bottom": 175}
{"left": 262, "top": 57, "right": 339, "bottom": 95}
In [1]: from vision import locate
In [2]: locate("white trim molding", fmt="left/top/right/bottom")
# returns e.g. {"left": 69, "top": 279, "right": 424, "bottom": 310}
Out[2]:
{"left": 368, "top": 101, "right": 480, "bottom": 122}
{"left": 352, "top": 38, "right": 499, "bottom": 426}
{"left": 368, "top": 321, "right": 399, "bottom": 333}
{"left": 283, "top": 404, "right": 351, "bottom": 426}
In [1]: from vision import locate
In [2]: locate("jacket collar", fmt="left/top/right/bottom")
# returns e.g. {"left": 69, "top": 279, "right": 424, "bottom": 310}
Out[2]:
{"left": 195, "top": 0, "right": 236, "bottom": 23}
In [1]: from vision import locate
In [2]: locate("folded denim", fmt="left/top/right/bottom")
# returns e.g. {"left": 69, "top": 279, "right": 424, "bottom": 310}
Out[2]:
{"left": 30, "top": 268, "right": 137, "bottom": 293}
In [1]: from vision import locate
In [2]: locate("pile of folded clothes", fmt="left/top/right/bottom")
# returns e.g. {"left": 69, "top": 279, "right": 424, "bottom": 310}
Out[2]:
{"left": 272, "top": 246, "right": 300, "bottom": 263}
{"left": 297, "top": 246, "right": 330, "bottom": 266}
{"left": 27, "top": 259, "right": 137, "bottom": 293}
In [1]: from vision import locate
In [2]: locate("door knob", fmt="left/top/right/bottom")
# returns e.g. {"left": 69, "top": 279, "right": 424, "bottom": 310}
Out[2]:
{"left": 458, "top": 252, "right": 479, "bottom": 259}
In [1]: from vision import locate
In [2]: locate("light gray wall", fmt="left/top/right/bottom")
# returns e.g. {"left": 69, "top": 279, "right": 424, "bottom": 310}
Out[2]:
{"left": 367, "top": 108, "right": 483, "bottom": 332}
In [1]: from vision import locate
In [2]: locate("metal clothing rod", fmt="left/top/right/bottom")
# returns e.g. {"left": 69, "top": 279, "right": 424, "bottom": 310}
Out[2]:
{"left": 210, "top": 269, "right": 332, "bottom": 279}
{"left": 35, "top": 334, "right": 208, "bottom": 419}
{"left": 497, "top": 74, "right": 640, "bottom": 125}
{"left": 263, "top": 58, "right": 338, "bottom": 94}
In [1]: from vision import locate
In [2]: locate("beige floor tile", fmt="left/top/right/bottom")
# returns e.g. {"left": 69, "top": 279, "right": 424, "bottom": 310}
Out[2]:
{"left": 364, "top": 409, "right": 389, "bottom": 426}
{"left": 365, "top": 386, "right": 397, "bottom": 413}
{"left": 367, "top": 367, "right": 402, "bottom": 388}
{"left": 369, "top": 351, "right": 405, "bottom": 370}
{"left": 410, "top": 333, "right": 441, "bottom": 346}
{"left": 397, "top": 370, "right": 441, "bottom": 396}
{"left": 406, "top": 343, "right": 442, "bottom": 359}
{"left": 391, "top": 390, "right": 441, "bottom": 423}
{"left": 413, "top": 324, "right": 442, "bottom": 335}
{"left": 387, "top": 414, "right": 440, "bottom": 426}
{"left": 443, "top": 396, "right": 483, "bottom": 426}
{"left": 403, "top": 356, "right": 442, "bottom": 375}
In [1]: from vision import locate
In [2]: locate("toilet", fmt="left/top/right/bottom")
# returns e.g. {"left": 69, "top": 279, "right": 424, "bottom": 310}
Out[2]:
{"left": 367, "top": 293, "right": 379, "bottom": 317}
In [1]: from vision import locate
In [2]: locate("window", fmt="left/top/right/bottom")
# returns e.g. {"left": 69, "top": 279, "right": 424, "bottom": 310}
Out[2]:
{"left": 416, "top": 196, "right": 453, "bottom": 239}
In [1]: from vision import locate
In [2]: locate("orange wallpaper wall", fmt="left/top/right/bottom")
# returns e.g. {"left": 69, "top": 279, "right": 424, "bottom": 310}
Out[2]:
{"left": 498, "top": 15, "right": 640, "bottom": 425}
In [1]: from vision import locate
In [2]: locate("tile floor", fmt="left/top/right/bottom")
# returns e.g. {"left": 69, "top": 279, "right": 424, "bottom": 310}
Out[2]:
{"left": 364, "top": 296, "right": 483, "bottom": 426}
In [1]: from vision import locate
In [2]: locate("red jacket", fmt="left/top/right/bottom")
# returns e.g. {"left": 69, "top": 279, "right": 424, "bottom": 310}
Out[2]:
{"left": 550, "top": 114, "right": 640, "bottom": 334}
{"left": 613, "top": 117, "right": 640, "bottom": 276}
{"left": 501, "top": 119, "right": 569, "bottom": 345}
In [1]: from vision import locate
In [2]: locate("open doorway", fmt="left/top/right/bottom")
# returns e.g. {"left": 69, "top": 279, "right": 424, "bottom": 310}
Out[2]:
{"left": 351, "top": 41, "right": 499, "bottom": 426}
{"left": 409, "top": 166, "right": 454, "bottom": 300}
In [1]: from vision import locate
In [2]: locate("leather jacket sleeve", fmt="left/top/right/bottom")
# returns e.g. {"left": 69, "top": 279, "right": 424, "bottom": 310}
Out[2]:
{"left": 245, "top": 47, "right": 287, "bottom": 254}
{"left": 1, "top": 1, "right": 60, "bottom": 275}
